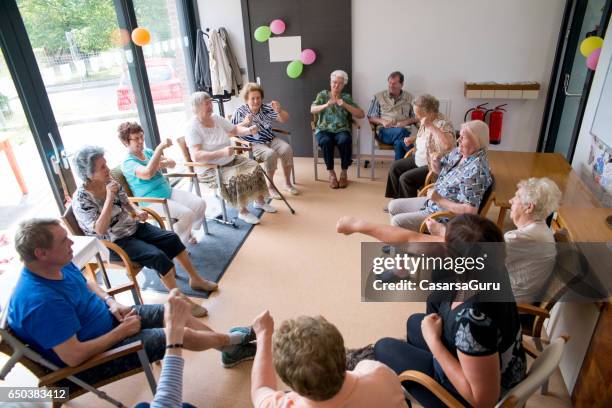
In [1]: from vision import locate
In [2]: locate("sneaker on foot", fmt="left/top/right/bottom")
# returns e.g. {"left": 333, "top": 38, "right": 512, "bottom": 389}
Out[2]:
{"left": 253, "top": 202, "right": 277, "bottom": 213}
{"left": 230, "top": 326, "right": 256, "bottom": 344}
{"left": 222, "top": 343, "right": 257, "bottom": 368}
{"left": 284, "top": 185, "right": 299, "bottom": 195}
{"left": 269, "top": 190, "right": 282, "bottom": 200}
{"left": 238, "top": 212, "right": 260, "bottom": 224}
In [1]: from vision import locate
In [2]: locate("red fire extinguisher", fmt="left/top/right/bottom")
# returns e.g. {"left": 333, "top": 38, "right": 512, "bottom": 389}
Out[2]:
{"left": 464, "top": 103, "right": 489, "bottom": 122}
{"left": 484, "top": 104, "right": 507, "bottom": 145}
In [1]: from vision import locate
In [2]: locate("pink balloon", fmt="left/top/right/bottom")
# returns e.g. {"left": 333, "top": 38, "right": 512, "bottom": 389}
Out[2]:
{"left": 586, "top": 47, "right": 602, "bottom": 70}
{"left": 270, "top": 19, "right": 286, "bottom": 35}
{"left": 300, "top": 49, "right": 317, "bottom": 65}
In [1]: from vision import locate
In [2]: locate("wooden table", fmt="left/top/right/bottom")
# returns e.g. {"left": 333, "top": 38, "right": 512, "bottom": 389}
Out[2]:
{"left": 487, "top": 151, "right": 601, "bottom": 228}
{"left": 556, "top": 207, "right": 612, "bottom": 242}
{"left": 0, "top": 135, "right": 28, "bottom": 195}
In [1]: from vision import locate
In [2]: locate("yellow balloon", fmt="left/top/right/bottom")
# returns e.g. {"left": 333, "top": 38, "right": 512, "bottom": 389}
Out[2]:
{"left": 580, "top": 36, "right": 604, "bottom": 57}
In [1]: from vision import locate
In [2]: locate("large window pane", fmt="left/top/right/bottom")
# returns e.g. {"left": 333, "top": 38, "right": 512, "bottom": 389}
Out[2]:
{"left": 0, "top": 47, "right": 58, "bottom": 294}
{"left": 133, "top": 0, "right": 192, "bottom": 159}
{"left": 17, "top": 0, "right": 139, "bottom": 179}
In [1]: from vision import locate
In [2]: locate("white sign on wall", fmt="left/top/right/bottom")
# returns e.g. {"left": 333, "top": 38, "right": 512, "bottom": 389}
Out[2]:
{"left": 268, "top": 36, "right": 301, "bottom": 62}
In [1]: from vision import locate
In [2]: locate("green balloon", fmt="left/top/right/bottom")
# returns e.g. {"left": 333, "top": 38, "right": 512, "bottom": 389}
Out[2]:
{"left": 287, "top": 60, "right": 303, "bottom": 78}
{"left": 254, "top": 26, "right": 271, "bottom": 42}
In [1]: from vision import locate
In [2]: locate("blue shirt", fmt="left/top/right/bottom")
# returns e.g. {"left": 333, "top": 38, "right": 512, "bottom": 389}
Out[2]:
{"left": 122, "top": 148, "right": 172, "bottom": 201}
{"left": 7, "top": 263, "right": 115, "bottom": 367}
{"left": 231, "top": 103, "right": 279, "bottom": 144}
{"left": 425, "top": 148, "right": 492, "bottom": 214}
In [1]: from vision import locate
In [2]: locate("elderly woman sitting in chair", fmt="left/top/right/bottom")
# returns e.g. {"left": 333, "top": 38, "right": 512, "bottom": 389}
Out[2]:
{"left": 185, "top": 91, "right": 276, "bottom": 225}
{"left": 118, "top": 121, "right": 206, "bottom": 246}
{"left": 311, "top": 69, "right": 365, "bottom": 189}
{"left": 231, "top": 82, "right": 297, "bottom": 197}
{"left": 387, "top": 120, "right": 492, "bottom": 231}
{"left": 71, "top": 146, "right": 216, "bottom": 317}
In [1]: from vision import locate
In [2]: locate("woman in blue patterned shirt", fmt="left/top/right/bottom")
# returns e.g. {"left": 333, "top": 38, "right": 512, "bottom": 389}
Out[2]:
{"left": 387, "top": 120, "right": 493, "bottom": 231}
{"left": 232, "top": 83, "right": 297, "bottom": 197}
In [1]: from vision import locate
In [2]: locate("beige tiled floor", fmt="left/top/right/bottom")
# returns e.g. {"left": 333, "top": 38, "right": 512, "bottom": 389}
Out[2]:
{"left": 0, "top": 158, "right": 572, "bottom": 407}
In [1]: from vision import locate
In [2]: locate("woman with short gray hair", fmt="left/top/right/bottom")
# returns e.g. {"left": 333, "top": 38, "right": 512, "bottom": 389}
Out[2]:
{"left": 185, "top": 91, "right": 275, "bottom": 225}
{"left": 71, "top": 146, "right": 216, "bottom": 317}
{"left": 505, "top": 177, "right": 562, "bottom": 302}
{"left": 311, "top": 69, "right": 365, "bottom": 189}
{"left": 385, "top": 94, "right": 455, "bottom": 199}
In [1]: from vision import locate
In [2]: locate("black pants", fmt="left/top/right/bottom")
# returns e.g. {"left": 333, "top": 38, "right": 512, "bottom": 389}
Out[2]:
{"left": 385, "top": 156, "right": 429, "bottom": 199}
{"left": 111, "top": 222, "right": 185, "bottom": 276}
{"left": 316, "top": 130, "right": 352, "bottom": 170}
{"left": 374, "top": 313, "right": 469, "bottom": 408}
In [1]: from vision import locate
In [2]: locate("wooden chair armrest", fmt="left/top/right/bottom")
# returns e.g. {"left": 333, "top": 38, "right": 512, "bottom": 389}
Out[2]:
{"left": 232, "top": 138, "right": 252, "bottom": 148}
{"left": 165, "top": 172, "right": 197, "bottom": 178}
{"left": 271, "top": 128, "right": 290, "bottom": 135}
{"left": 141, "top": 208, "right": 166, "bottom": 229}
{"left": 128, "top": 197, "right": 167, "bottom": 205}
{"left": 181, "top": 161, "right": 218, "bottom": 169}
{"left": 398, "top": 370, "right": 464, "bottom": 408}
{"left": 404, "top": 147, "right": 415, "bottom": 159}
{"left": 419, "top": 211, "right": 456, "bottom": 234}
{"left": 100, "top": 240, "right": 133, "bottom": 267}
{"left": 517, "top": 304, "right": 550, "bottom": 319}
{"left": 105, "top": 282, "right": 137, "bottom": 297}
{"left": 39, "top": 341, "right": 144, "bottom": 386}
{"left": 418, "top": 183, "right": 436, "bottom": 197}
{"left": 522, "top": 340, "right": 540, "bottom": 359}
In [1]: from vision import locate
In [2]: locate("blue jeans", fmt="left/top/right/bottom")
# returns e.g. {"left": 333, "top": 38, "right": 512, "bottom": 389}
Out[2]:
{"left": 378, "top": 127, "right": 411, "bottom": 160}
{"left": 316, "top": 131, "right": 353, "bottom": 170}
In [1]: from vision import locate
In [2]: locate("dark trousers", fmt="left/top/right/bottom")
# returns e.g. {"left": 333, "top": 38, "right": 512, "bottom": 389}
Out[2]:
{"left": 111, "top": 222, "right": 185, "bottom": 276}
{"left": 374, "top": 313, "right": 469, "bottom": 408}
{"left": 385, "top": 155, "right": 429, "bottom": 199}
{"left": 379, "top": 127, "right": 411, "bottom": 160}
{"left": 316, "top": 130, "right": 352, "bottom": 170}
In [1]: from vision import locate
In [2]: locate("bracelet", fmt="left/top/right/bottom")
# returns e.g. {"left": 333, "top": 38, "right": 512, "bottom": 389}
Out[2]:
{"left": 166, "top": 343, "right": 184, "bottom": 349}
{"left": 104, "top": 295, "right": 114, "bottom": 305}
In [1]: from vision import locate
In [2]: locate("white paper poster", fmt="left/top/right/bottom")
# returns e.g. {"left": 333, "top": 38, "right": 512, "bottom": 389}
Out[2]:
{"left": 268, "top": 36, "right": 301, "bottom": 62}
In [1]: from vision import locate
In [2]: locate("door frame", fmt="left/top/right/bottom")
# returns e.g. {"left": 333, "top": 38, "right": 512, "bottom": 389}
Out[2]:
{"left": 538, "top": 0, "right": 612, "bottom": 162}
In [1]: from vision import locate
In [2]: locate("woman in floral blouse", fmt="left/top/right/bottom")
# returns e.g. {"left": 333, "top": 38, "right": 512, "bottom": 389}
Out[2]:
{"left": 311, "top": 70, "right": 365, "bottom": 189}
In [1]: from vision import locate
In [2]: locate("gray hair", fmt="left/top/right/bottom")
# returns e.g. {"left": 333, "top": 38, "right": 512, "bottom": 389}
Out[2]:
{"left": 462, "top": 120, "right": 489, "bottom": 150}
{"left": 413, "top": 94, "right": 440, "bottom": 114}
{"left": 73, "top": 146, "right": 105, "bottom": 182}
{"left": 516, "top": 177, "right": 561, "bottom": 221}
{"left": 15, "top": 218, "right": 61, "bottom": 262}
{"left": 190, "top": 91, "right": 212, "bottom": 114}
{"left": 330, "top": 70, "right": 348, "bottom": 84}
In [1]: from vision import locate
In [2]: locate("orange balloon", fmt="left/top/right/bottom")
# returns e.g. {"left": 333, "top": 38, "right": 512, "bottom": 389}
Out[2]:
{"left": 110, "top": 28, "right": 130, "bottom": 47}
{"left": 131, "top": 27, "right": 151, "bottom": 46}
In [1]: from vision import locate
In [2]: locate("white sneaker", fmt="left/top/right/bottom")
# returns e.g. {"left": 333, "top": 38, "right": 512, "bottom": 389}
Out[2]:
{"left": 284, "top": 185, "right": 299, "bottom": 195}
{"left": 253, "top": 202, "right": 278, "bottom": 213}
{"left": 238, "top": 211, "right": 260, "bottom": 224}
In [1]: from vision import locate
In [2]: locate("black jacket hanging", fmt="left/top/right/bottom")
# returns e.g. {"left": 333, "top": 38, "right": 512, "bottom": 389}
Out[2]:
{"left": 195, "top": 29, "right": 212, "bottom": 93}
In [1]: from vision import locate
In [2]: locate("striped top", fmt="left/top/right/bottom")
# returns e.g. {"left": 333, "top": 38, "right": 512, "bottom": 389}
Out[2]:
{"left": 150, "top": 355, "right": 184, "bottom": 408}
{"left": 232, "top": 103, "right": 279, "bottom": 144}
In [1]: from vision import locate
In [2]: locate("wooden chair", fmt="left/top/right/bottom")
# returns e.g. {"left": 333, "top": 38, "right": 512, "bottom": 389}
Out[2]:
{"left": 398, "top": 336, "right": 569, "bottom": 408}
{"left": 0, "top": 301, "right": 156, "bottom": 408}
{"left": 61, "top": 204, "right": 166, "bottom": 305}
{"left": 175, "top": 136, "right": 238, "bottom": 227}
{"left": 368, "top": 122, "right": 416, "bottom": 180}
{"left": 232, "top": 137, "right": 296, "bottom": 215}
{"left": 110, "top": 166, "right": 209, "bottom": 235}
{"left": 226, "top": 113, "right": 296, "bottom": 185}
{"left": 418, "top": 176, "right": 496, "bottom": 233}
{"left": 311, "top": 113, "right": 361, "bottom": 181}
{"left": 516, "top": 232, "right": 588, "bottom": 393}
